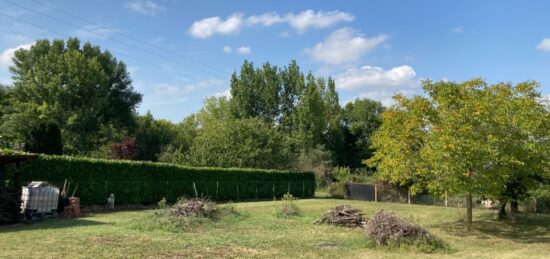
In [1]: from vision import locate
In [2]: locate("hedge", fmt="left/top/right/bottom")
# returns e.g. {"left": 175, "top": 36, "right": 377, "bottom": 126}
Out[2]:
{"left": 9, "top": 155, "right": 315, "bottom": 205}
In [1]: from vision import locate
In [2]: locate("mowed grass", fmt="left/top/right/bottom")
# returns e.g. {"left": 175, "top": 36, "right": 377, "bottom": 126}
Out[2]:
{"left": 1, "top": 199, "right": 549, "bottom": 258}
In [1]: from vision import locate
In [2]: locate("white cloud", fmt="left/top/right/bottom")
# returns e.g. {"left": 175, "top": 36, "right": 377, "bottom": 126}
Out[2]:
{"left": 213, "top": 88, "right": 231, "bottom": 98}
{"left": 305, "top": 28, "right": 388, "bottom": 65}
{"left": 124, "top": 1, "right": 163, "bottom": 16}
{"left": 285, "top": 10, "right": 354, "bottom": 32}
{"left": 335, "top": 65, "right": 419, "bottom": 106}
{"left": 235, "top": 46, "right": 251, "bottom": 54}
{"left": 537, "top": 38, "right": 550, "bottom": 52}
{"left": 188, "top": 10, "right": 353, "bottom": 38}
{"left": 247, "top": 12, "right": 285, "bottom": 26}
{"left": 223, "top": 46, "right": 251, "bottom": 55}
{"left": 0, "top": 43, "right": 33, "bottom": 68}
{"left": 188, "top": 13, "right": 244, "bottom": 39}
{"left": 73, "top": 25, "right": 118, "bottom": 39}
{"left": 145, "top": 79, "right": 225, "bottom": 106}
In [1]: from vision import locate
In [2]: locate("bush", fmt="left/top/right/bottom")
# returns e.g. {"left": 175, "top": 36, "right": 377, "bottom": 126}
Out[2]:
{"left": 277, "top": 192, "right": 299, "bottom": 217}
{"left": 328, "top": 182, "right": 346, "bottom": 199}
{"left": 12, "top": 155, "right": 316, "bottom": 205}
{"left": 364, "top": 210, "right": 445, "bottom": 252}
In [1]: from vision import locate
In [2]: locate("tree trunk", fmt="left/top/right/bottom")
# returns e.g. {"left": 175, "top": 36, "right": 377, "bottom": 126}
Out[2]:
{"left": 511, "top": 200, "right": 519, "bottom": 214}
{"left": 466, "top": 191, "right": 473, "bottom": 226}
{"left": 498, "top": 202, "right": 507, "bottom": 219}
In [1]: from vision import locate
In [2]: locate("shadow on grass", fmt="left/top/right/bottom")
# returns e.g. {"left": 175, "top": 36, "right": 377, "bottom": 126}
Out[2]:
{"left": 0, "top": 218, "right": 107, "bottom": 233}
{"left": 433, "top": 213, "right": 550, "bottom": 244}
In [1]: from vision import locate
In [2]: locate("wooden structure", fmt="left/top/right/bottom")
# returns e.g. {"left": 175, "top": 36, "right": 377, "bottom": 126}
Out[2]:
{"left": 0, "top": 154, "right": 38, "bottom": 191}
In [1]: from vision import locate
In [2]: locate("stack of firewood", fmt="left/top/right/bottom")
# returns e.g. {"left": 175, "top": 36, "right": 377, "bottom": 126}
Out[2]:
{"left": 314, "top": 205, "right": 367, "bottom": 228}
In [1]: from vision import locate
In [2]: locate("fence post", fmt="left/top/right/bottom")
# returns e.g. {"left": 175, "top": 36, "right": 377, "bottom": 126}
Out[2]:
{"left": 374, "top": 184, "right": 378, "bottom": 203}
{"left": 302, "top": 181, "right": 305, "bottom": 197}
{"left": 272, "top": 183, "right": 275, "bottom": 198}
{"left": 216, "top": 181, "right": 219, "bottom": 199}
{"left": 534, "top": 197, "right": 537, "bottom": 214}
{"left": 193, "top": 182, "right": 198, "bottom": 198}
{"left": 445, "top": 190, "right": 448, "bottom": 207}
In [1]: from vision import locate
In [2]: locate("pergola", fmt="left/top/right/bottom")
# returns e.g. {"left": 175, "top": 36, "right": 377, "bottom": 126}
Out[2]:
{"left": 0, "top": 154, "right": 38, "bottom": 191}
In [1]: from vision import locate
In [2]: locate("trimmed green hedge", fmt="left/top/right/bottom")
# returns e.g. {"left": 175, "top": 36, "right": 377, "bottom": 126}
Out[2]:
{"left": 11, "top": 155, "right": 315, "bottom": 205}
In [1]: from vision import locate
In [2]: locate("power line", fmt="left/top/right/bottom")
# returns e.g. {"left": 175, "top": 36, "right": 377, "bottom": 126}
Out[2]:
{"left": 28, "top": 0, "right": 230, "bottom": 78}
{"left": 0, "top": 11, "right": 197, "bottom": 81}
{"left": 1, "top": 0, "right": 229, "bottom": 80}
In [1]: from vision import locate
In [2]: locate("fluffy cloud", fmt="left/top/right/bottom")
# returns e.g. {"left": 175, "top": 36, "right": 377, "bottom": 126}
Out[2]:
{"left": 0, "top": 43, "right": 33, "bottom": 67}
{"left": 305, "top": 28, "right": 388, "bottom": 65}
{"left": 537, "top": 38, "right": 550, "bottom": 52}
{"left": 189, "top": 13, "right": 244, "bottom": 39}
{"left": 335, "top": 65, "right": 419, "bottom": 106}
{"left": 222, "top": 46, "right": 251, "bottom": 55}
{"left": 235, "top": 46, "right": 251, "bottom": 54}
{"left": 124, "top": 1, "right": 163, "bottom": 16}
{"left": 285, "top": 10, "right": 354, "bottom": 32}
{"left": 189, "top": 10, "right": 353, "bottom": 38}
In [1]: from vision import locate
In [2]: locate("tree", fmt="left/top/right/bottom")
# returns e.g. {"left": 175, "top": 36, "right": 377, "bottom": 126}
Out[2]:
{"left": 110, "top": 137, "right": 139, "bottom": 160}
{"left": 185, "top": 117, "right": 291, "bottom": 169}
{"left": 134, "top": 112, "right": 178, "bottom": 161}
{"left": 4, "top": 38, "right": 141, "bottom": 154}
{"left": 293, "top": 73, "right": 326, "bottom": 150}
{"left": 366, "top": 95, "right": 433, "bottom": 204}
{"left": 343, "top": 98, "right": 385, "bottom": 167}
{"left": 323, "top": 78, "right": 346, "bottom": 165}
{"left": 368, "top": 79, "right": 550, "bottom": 226}
{"left": 24, "top": 122, "right": 63, "bottom": 155}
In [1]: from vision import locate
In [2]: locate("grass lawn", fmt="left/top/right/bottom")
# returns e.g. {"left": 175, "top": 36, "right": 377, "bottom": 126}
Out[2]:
{"left": 1, "top": 199, "right": 549, "bottom": 258}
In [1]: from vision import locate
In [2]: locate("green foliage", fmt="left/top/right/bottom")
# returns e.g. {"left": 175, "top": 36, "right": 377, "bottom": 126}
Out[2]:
{"left": 24, "top": 122, "right": 63, "bottom": 155}
{"left": 343, "top": 98, "right": 385, "bottom": 167}
{"left": 328, "top": 182, "right": 346, "bottom": 199}
{"left": 332, "top": 166, "right": 351, "bottom": 182}
{"left": 134, "top": 112, "right": 178, "bottom": 161}
{"left": 277, "top": 192, "right": 300, "bottom": 217}
{"left": 3, "top": 38, "right": 141, "bottom": 154}
{"left": 186, "top": 116, "right": 292, "bottom": 169}
{"left": 13, "top": 155, "right": 315, "bottom": 205}
{"left": 295, "top": 145, "right": 333, "bottom": 188}
{"left": 368, "top": 79, "right": 550, "bottom": 224}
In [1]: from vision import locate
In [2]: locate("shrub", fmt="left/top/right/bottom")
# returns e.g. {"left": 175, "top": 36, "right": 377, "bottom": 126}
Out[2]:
{"left": 278, "top": 192, "right": 299, "bottom": 217}
{"left": 12, "top": 155, "right": 316, "bottom": 205}
{"left": 364, "top": 210, "right": 445, "bottom": 252}
{"left": 328, "top": 182, "right": 346, "bottom": 199}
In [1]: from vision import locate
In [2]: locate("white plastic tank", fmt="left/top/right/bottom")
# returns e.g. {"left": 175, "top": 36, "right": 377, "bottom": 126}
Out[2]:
{"left": 21, "top": 181, "right": 59, "bottom": 215}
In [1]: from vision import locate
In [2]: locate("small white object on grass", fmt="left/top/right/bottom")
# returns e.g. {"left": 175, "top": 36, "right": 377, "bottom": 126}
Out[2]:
{"left": 106, "top": 193, "right": 115, "bottom": 210}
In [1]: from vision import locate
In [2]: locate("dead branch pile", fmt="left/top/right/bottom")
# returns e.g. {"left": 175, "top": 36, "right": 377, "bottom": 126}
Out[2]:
{"left": 170, "top": 197, "right": 218, "bottom": 218}
{"left": 314, "top": 204, "right": 366, "bottom": 228}
{"left": 364, "top": 210, "right": 429, "bottom": 246}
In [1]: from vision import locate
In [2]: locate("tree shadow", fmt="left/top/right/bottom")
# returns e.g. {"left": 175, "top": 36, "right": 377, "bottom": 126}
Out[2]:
{"left": 0, "top": 217, "right": 107, "bottom": 233}
{"left": 432, "top": 213, "right": 550, "bottom": 244}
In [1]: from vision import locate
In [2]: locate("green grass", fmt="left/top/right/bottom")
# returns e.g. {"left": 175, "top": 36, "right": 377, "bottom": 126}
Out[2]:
{"left": 1, "top": 199, "right": 549, "bottom": 258}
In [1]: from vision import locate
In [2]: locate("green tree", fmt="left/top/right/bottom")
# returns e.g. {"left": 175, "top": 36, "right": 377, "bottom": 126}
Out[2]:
{"left": 370, "top": 79, "right": 550, "bottom": 225}
{"left": 185, "top": 117, "right": 291, "bottom": 169}
{"left": 134, "top": 112, "right": 178, "bottom": 161}
{"left": 323, "top": 78, "right": 346, "bottom": 164}
{"left": 4, "top": 38, "right": 141, "bottom": 154}
{"left": 343, "top": 98, "right": 385, "bottom": 167}
{"left": 366, "top": 95, "right": 433, "bottom": 204}
{"left": 293, "top": 73, "right": 326, "bottom": 150}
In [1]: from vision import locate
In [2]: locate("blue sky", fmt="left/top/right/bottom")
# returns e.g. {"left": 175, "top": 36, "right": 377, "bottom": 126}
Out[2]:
{"left": 1, "top": 0, "right": 550, "bottom": 122}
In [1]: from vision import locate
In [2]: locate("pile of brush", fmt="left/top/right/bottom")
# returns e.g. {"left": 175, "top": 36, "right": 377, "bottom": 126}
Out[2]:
{"left": 170, "top": 197, "right": 218, "bottom": 218}
{"left": 314, "top": 204, "right": 366, "bottom": 228}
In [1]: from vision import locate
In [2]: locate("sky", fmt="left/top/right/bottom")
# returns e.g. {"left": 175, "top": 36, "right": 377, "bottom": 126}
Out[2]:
{"left": 1, "top": 0, "right": 550, "bottom": 122}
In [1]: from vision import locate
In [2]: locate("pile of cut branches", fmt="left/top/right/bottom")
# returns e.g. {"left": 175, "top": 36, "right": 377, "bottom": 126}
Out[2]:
{"left": 314, "top": 204, "right": 366, "bottom": 228}
{"left": 169, "top": 197, "right": 218, "bottom": 218}
{"left": 364, "top": 210, "right": 431, "bottom": 246}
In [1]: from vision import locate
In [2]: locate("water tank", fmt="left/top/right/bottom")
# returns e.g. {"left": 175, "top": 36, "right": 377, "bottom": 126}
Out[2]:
{"left": 21, "top": 181, "right": 59, "bottom": 216}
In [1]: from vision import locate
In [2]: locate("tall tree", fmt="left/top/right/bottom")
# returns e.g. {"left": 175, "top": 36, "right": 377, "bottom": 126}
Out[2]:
{"left": 370, "top": 79, "right": 550, "bottom": 225}
{"left": 293, "top": 73, "right": 326, "bottom": 150}
{"left": 279, "top": 60, "right": 305, "bottom": 133}
{"left": 323, "top": 78, "right": 346, "bottom": 164}
{"left": 4, "top": 38, "right": 142, "bottom": 154}
{"left": 343, "top": 98, "right": 385, "bottom": 167}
